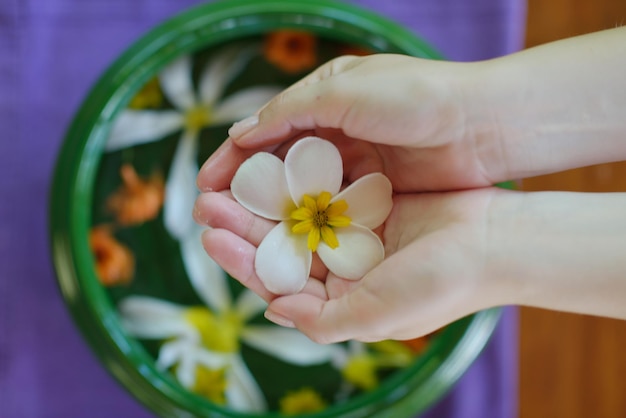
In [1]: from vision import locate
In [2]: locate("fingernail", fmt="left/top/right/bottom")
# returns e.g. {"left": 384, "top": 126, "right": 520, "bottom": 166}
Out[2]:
{"left": 264, "top": 310, "right": 295, "bottom": 328}
{"left": 228, "top": 115, "right": 258, "bottom": 138}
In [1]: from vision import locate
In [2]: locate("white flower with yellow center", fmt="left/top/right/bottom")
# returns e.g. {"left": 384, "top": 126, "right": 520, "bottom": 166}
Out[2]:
{"left": 106, "top": 45, "right": 281, "bottom": 240}
{"left": 231, "top": 136, "right": 393, "bottom": 295}
{"left": 119, "top": 266, "right": 339, "bottom": 413}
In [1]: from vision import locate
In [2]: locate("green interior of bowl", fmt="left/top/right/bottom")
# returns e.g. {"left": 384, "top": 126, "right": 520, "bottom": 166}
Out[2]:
{"left": 50, "top": 1, "right": 501, "bottom": 417}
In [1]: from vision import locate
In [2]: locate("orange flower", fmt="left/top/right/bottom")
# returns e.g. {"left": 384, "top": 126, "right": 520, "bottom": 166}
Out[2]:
{"left": 338, "top": 45, "right": 374, "bottom": 57}
{"left": 399, "top": 336, "right": 429, "bottom": 353}
{"left": 264, "top": 30, "right": 317, "bottom": 74}
{"left": 89, "top": 225, "right": 135, "bottom": 286}
{"left": 107, "top": 164, "right": 164, "bottom": 226}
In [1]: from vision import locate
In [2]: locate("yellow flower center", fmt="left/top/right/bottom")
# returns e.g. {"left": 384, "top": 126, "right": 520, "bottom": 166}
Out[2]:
{"left": 129, "top": 77, "right": 164, "bottom": 109}
{"left": 279, "top": 387, "right": 327, "bottom": 415}
{"left": 184, "top": 105, "right": 212, "bottom": 132}
{"left": 184, "top": 307, "right": 243, "bottom": 353}
{"left": 290, "top": 191, "right": 351, "bottom": 252}
{"left": 192, "top": 365, "right": 228, "bottom": 405}
{"left": 342, "top": 354, "right": 379, "bottom": 391}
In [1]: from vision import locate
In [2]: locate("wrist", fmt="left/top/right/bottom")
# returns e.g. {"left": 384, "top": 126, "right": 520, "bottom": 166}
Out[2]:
{"left": 486, "top": 190, "right": 626, "bottom": 319}
{"left": 463, "top": 28, "right": 626, "bottom": 183}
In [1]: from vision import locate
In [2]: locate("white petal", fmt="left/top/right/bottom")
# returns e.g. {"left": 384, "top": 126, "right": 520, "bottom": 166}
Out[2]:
{"left": 212, "top": 86, "right": 281, "bottom": 123}
{"left": 192, "top": 347, "right": 231, "bottom": 370}
{"left": 157, "top": 339, "right": 191, "bottom": 370}
{"left": 159, "top": 55, "right": 196, "bottom": 110}
{"left": 106, "top": 110, "right": 183, "bottom": 151}
{"left": 225, "top": 354, "right": 267, "bottom": 413}
{"left": 164, "top": 130, "right": 198, "bottom": 240}
{"left": 175, "top": 351, "right": 197, "bottom": 388}
{"left": 119, "top": 295, "right": 185, "bottom": 319}
{"left": 180, "top": 224, "right": 232, "bottom": 313}
{"left": 241, "top": 325, "right": 341, "bottom": 366}
{"left": 198, "top": 44, "right": 258, "bottom": 105}
{"left": 255, "top": 222, "right": 311, "bottom": 295}
{"left": 285, "top": 137, "right": 343, "bottom": 204}
{"left": 234, "top": 289, "right": 267, "bottom": 322}
{"left": 333, "top": 172, "right": 393, "bottom": 229}
{"left": 231, "top": 152, "right": 292, "bottom": 220}
{"left": 318, "top": 224, "right": 384, "bottom": 280}
{"left": 118, "top": 296, "right": 196, "bottom": 340}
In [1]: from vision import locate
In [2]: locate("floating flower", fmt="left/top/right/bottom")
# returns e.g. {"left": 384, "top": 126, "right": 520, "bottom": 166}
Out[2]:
{"left": 106, "top": 163, "right": 164, "bottom": 225}
{"left": 263, "top": 30, "right": 317, "bottom": 74}
{"left": 118, "top": 254, "right": 339, "bottom": 412}
{"left": 279, "top": 387, "right": 327, "bottom": 415}
{"left": 106, "top": 45, "right": 281, "bottom": 240}
{"left": 89, "top": 225, "right": 135, "bottom": 286}
{"left": 231, "top": 136, "right": 393, "bottom": 295}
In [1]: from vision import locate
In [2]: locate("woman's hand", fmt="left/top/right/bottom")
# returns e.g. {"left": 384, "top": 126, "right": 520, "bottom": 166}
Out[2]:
{"left": 194, "top": 187, "right": 511, "bottom": 343}
{"left": 197, "top": 54, "right": 504, "bottom": 194}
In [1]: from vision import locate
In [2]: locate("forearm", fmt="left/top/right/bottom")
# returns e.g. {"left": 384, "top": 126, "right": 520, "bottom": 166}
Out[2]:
{"left": 488, "top": 191, "right": 626, "bottom": 319}
{"left": 466, "top": 27, "right": 626, "bottom": 181}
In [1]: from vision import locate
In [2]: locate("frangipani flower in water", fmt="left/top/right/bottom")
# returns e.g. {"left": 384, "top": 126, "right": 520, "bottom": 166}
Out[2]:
{"left": 231, "top": 137, "right": 393, "bottom": 295}
{"left": 118, "top": 259, "right": 339, "bottom": 412}
{"left": 106, "top": 44, "right": 281, "bottom": 240}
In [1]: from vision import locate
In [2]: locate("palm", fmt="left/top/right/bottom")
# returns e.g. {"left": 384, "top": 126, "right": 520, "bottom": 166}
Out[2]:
{"left": 267, "top": 187, "right": 501, "bottom": 341}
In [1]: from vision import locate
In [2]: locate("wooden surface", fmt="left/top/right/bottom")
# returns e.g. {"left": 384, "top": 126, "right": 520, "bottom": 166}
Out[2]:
{"left": 520, "top": 1, "right": 626, "bottom": 417}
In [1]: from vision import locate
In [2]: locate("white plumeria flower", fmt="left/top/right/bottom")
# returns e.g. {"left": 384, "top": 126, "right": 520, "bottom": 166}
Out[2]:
{"left": 231, "top": 136, "right": 393, "bottom": 295}
{"left": 106, "top": 44, "right": 281, "bottom": 240}
{"left": 118, "top": 261, "right": 339, "bottom": 412}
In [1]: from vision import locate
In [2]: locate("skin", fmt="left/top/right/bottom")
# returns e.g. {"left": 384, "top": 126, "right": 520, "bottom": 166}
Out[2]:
{"left": 194, "top": 27, "right": 626, "bottom": 344}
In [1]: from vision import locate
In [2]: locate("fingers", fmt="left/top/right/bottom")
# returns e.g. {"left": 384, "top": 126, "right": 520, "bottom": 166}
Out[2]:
{"left": 194, "top": 191, "right": 275, "bottom": 247}
{"left": 197, "top": 139, "right": 252, "bottom": 192}
{"left": 266, "top": 280, "right": 393, "bottom": 344}
{"left": 201, "top": 227, "right": 275, "bottom": 302}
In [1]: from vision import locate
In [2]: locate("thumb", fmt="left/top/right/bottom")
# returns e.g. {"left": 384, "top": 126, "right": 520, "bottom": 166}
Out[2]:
{"left": 228, "top": 56, "right": 361, "bottom": 148}
{"left": 265, "top": 282, "right": 390, "bottom": 344}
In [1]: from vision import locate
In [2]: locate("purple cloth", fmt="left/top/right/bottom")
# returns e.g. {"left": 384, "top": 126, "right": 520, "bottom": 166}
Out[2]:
{"left": 0, "top": 0, "right": 525, "bottom": 417}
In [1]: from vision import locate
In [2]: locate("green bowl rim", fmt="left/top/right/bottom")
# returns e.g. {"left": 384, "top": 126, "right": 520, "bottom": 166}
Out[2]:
{"left": 48, "top": 0, "right": 498, "bottom": 417}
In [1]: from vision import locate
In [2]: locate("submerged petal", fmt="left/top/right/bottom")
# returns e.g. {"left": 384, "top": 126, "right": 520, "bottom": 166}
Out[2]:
{"left": 241, "top": 325, "right": 340, "bottom": 366}
{"left": 234, "top": 289, "right": 268, "bottom": 322}
{"left": 285, "top": 137, "right": 343, "bottom": 203}
{"left": 212, "top": 86, "right": 281, "bottom": 123}
{"left": 333, "top": 173, "right": 393, "bottom": 229}
{"left": 118, "top": 296, "right": 197, "bottom": 340}
{"left": 159, "top": 55, "right": 196, "bottom": 110}
{"left": 198, "top": 44, "right": 259, "bottom": 106}
{"left": 231, "top": 152, "right": 292, "bottom": 220}
{"left": 106, "top": 110, "right": 183, "bottom": 152}
{"left": 317, "top": 224, "right": 384, "bottom": 280}
{"left": 226, "top": 354, "right": 268, "bottom": 413}
{"left": 180, "top": 224, "right": 232, "bottom": 313}
{"left": 255, "top": 222, "right": 311, "bottom": 295}
{"left": 157, "top": 339, "right": 195, "bottom": 371}
{"left": 164, "top": 130, "right": 199, "bottom": 240}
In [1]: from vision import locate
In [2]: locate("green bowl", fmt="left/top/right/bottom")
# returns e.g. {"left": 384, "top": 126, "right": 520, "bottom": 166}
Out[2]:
{"left": 49, "top": 0, "right": 501, "bottom": 416}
